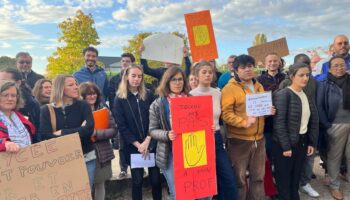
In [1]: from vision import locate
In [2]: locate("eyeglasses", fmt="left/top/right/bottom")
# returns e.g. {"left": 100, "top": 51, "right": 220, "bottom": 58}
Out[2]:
{"left": 0, "top": 93, "right": 18, "bottom": 99}
{"left": 170, "top": 77, "right": 184, "bottom": 83}
{"left": 18, "top": 61, "right": 32, "bottom": 65}
{"left": 331, "top": 64, "right": 346, "bottom": 68}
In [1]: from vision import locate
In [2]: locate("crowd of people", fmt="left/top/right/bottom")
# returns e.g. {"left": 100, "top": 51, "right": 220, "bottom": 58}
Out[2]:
{"left": 0, "top": 34, "right": 349, "bottom": 200}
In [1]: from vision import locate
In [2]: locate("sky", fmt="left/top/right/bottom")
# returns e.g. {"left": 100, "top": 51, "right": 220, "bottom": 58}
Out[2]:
{"left": 1, "top": 0, "right": 349, "bottom": 74}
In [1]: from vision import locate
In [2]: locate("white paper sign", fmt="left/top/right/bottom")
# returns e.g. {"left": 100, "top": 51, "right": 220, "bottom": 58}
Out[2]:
{"left": 131, "top": 153, "right": 156, "bottom": 169}
{"left": 141, "top": 33, "right": 184, "bottom": 65}
{"left": 246, "top": 92, "right": 272, "bottom": 117}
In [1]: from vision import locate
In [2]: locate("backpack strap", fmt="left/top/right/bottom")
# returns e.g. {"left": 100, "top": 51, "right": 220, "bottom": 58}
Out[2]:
{"left": 47, "top": 104, "right": 56, "bottom": 132}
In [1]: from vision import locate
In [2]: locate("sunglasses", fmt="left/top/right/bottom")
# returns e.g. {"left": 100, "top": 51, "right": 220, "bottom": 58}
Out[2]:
{"left": 18, "top": 61, "right": 32, "bottom": 64}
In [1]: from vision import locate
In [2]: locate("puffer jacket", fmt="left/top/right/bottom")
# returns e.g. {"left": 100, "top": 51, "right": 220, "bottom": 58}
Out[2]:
{"left": 149, "top": 97, "right": 171, "bottom": 169}
{"left": 273, "top": 88, "right": 319, "bottom": 151}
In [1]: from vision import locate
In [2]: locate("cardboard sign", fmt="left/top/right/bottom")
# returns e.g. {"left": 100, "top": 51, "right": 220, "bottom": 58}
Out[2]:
{"left": 246, "top": 92, "right": 272, "bottom": 116}
{"left": 171, "top": 96, "right": 216, "bottom": 200}
{"left": 248, "top": 37, "right": 289, "bottom": 63}
{"left": 185, "top": 10, "right": 218, "bottom": 62}
{"left": 93, "top": 108, "right": 109, "bottom": 129}
{"left": 0, "top": 134, "right": 92, "bottom": 200}
{"left": 142, "top": 33, "right": 184, "bottom": 65}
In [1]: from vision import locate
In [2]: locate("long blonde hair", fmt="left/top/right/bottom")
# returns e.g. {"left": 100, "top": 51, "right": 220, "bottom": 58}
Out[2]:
{"left": 50, "top": 75, "right": 80, "bottom": 105}
{"left": 117, "top": 65, "right": 147, "bottom": 100}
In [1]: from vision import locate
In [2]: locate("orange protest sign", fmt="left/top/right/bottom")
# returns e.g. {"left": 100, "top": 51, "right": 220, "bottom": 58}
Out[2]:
{"left": 185, "top": 10, "right": 218, "bottom": 62}
{"left": 171, "top": 96, "right": 217, "bottom": 200}
{"left": 93, "top": 108, "right": 109, "bottom": 129}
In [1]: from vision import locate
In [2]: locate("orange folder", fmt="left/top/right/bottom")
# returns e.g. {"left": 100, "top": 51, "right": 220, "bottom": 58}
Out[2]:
{"left": 93, "top": 108, "right": 109, "bottom": 129}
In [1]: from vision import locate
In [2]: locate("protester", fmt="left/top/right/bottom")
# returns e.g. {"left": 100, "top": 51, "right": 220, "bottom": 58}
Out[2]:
{"left": 73, "top": 47, "right": 109, "bottom": 101}
{"left": 257, "top": 52, "right": 286, "bottom": 199}
{"left": 32, "top": 79, "right": 52, "bottom": 105}
{"left": 221, "top": 55, "right": 275, "bottom": 200}
{"left": 15, "top": 52, "right": 44, "bottom": 88}
{"left": 0, "top": 80, "right": 36, "bottom": 152}
{"left": 114, "top": 65, "right": 161, "bottom": 200}
{"left": 272, "top": 63, "right": 318, "bottom": 200}
{"left": 317, "top": 56, "right": 350, "bottom": 200}
{"left": 188, "top": 73, "right": 198, "bottom": 90}
{"left": 0, "top": 68, "right": 41, "bottom": 141}
{"left": 149, "top": 67, "right": 189, "bottom": 200}
{"left": 315, "top": 35, "right": 350, "bottom": 81}
{"left": 38, "top": 75, "right": 95, "bottom": 190}
{"left": 218, "top": 55, "right": 236, "bottom": 89}
{"left": 108, "top": 53, "right": 135, "bottom": 179}
{"left": 279, "top": 54, "right": 319, "bottom": 198}
{"left": 80, "top": 82, "right": 116, "bottom": 200}
{"left": 190, "top": 61, "right": 237, "bottom": 200}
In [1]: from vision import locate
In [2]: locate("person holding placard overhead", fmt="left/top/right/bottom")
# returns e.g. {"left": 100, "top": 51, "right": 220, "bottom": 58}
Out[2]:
{"left": 80, "top": 82, "right": 116, "bottom": 200}
{"left": 38, "top": 75, "right": 95, "bottom": 190}
{"left": 221, "top": 54, "right": 275, "bottom": 200}
{"left": 114, "top": 65, "right": 161, "bottom": 200}
{"left": 190, "top": 61, "right": 237, "bottom": 200}
{"left": 272, "top": 63, "right": 318, "bottom": 200}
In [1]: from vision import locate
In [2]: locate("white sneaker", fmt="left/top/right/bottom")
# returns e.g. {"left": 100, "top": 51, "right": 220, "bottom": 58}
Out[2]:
{"left": 300, "top": 183, "right": 320, "bottom": 197}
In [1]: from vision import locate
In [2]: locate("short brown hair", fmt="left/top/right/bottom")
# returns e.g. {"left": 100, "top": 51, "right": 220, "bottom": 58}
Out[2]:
{"left": 157, "top": 67, "right": 189, "bottom": 97}
{"left": 0, "top": 80, "right": 24, "bottom": 110}
{"left": 79, "top": 82, "right": 102, "bottom": 110}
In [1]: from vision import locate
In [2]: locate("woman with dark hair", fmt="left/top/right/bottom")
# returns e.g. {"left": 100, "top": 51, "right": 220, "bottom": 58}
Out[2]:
{"left": 38, "top": 75, "right": 95, "bottom": 190}
{"left": 317, "top": 56, "right": 350, "bottom": 200}
{"left": 0, "top": 80, "right": 36, "bottom": 152}
{"left": 190, "top": 61, "right": 237, "bottom": 200}
{"left": 272, "top": 63, "right": 318, "bottom": 200}
{"left": 32, "top": 79, "right": 52, "bottom": 105}
{"left": 114, "top": 65, "right": 161, "bottom": 200}
{"left": 80, "top": 82, "right": 116, "bottom": 200}
{"left": 149, "top": 67, "right": 189, "bottom": 200}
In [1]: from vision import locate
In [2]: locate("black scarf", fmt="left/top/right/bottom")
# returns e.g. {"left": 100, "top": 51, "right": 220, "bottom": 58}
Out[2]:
{"left": 327, "top": 72, "right": 350, "bottom": 110}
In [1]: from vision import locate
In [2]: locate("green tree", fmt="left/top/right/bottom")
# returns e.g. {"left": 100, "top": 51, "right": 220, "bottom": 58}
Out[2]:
{"left": 46, "top": 10, "right": 100, "bottom": 79}
{"left": 122, "top": 31, "right": 188, "bottom": 86}
{"left": 253, "top": 33, "right": 267, "bottom": 46}
{"left": 0, "top": 56, "right": 16, "bottom": 69}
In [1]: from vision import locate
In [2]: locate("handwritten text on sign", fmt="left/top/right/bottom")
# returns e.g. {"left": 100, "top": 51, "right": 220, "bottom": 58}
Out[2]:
{"left": 246, "top": 92, "right": 272, "bottom": 117}
{"left": 0, "top": 134, "right": 91, "bottom": 200}
{"left": 171, "top": 96, "right": 217, "bottom": 200}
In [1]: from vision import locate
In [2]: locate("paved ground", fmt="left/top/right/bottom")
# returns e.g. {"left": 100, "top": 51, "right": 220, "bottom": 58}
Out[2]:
{"left": 106, "top": 150, "right": 350, "bottom": 200}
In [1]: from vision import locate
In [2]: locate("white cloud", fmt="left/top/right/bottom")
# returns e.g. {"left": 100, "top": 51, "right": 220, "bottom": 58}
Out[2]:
{"left": 64, "top": 0, "right": 113, "bottom": 9}
{"left": 0, "top": 22, "right": 36, "bottom": 40}
{"left": 0, "top": 42, "right": 11, "bottom": 48}
{"left": 99, "top": 34, "right": 133, "bottom": 49}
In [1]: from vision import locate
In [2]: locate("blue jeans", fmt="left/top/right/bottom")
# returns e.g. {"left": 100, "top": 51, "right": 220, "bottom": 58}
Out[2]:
{"left": 86, "top": 159, "right": 96, "bottom": 190}
{"left": 214, "top": 131, "right": 238, "bottom": 200}
{"left": 162, "top": 153, "right": 175, "bottom": 200}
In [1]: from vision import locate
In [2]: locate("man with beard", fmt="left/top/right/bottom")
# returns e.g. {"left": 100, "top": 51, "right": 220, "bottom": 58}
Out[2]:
{"left": 73, "top": 47, "right": 108, "bottom": 101}
{"left": 15, "top": 52, "right": 44, "bottom": 89}
{"left": 316, "top": 35, "right": 350, "bottom": 81}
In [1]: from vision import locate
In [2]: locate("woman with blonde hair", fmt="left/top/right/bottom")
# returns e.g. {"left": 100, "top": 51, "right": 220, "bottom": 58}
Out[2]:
{"left": 32, "top": 79, "right": 52, "bottom": 105}
{"left": 0, "top": 80, "right": 36, "bottom": 152}
{"left": 114, "top": 65, "right": 161, "bottom": 200}
{"left": 38, "top": 75, "right": 95, "bottom": 189}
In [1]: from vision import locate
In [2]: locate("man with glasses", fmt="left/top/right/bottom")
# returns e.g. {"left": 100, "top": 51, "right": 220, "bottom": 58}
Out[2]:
{"left": 221, "top": 54, "right": 273, "bottom": 200}
{"left": 316, "top": 35, "right": 350, "bottom": 81}
{"left": 15, "top": 52, "right": 44, "bottom": 89}
{"left": 218, "top": 55, "right": 236, "bottom": 89}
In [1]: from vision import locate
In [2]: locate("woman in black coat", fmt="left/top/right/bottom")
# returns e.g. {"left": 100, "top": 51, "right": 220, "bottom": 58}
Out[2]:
{"left": 272, "top": 63, "right": 319, "bottom": 200}
{"left": 114, "top": 65, "right": 161, "bottom": 200}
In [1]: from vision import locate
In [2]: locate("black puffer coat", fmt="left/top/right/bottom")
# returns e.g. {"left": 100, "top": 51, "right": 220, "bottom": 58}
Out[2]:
{"left": 272, "top": 88, "right": 319, "bottom": 151}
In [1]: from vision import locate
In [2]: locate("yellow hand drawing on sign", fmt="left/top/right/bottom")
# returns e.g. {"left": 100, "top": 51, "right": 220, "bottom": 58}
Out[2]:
{"left": 193, "top": 25, "right": 210, "bottom": 46}
{"left": 182, "top": 130, "right": 207, "bottom": 168}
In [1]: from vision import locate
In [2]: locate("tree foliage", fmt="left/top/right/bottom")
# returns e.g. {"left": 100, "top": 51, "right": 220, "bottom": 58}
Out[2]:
{"left": 0, "top": 56, "right": 16, "bottom": 69}
{"left": 253, "top": 33, "right": 267, "bottom": 46}
{"left": 122, "top": 31, "right": 188, "bottom": 85}
{"left": 46, "top": 10, "right": 100, "bottom": 79}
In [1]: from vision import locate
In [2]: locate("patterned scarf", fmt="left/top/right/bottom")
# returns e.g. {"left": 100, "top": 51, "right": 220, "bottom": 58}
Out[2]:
{"left": 0, "top": 111, "right": 31, "bottom": 147}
